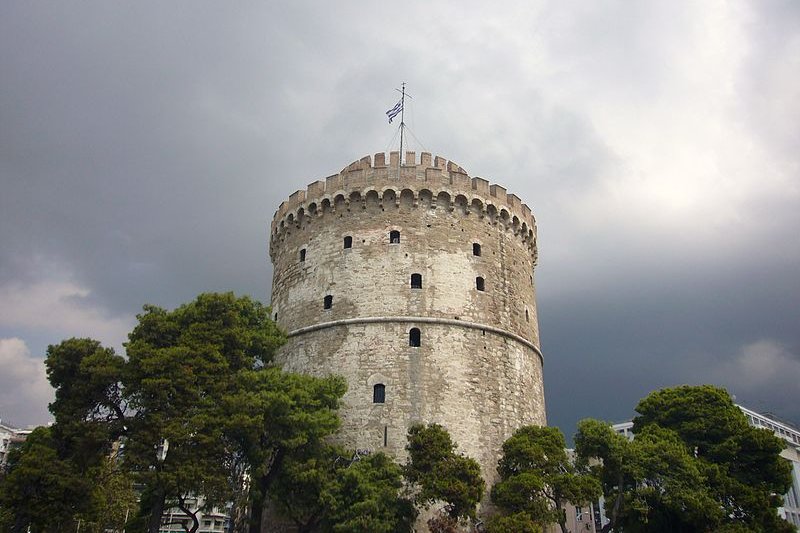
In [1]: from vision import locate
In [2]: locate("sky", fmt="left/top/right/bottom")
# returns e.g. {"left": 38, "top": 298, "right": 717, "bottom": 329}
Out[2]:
{"left": 1, "top": 1, "right": 798, "bottom": 435}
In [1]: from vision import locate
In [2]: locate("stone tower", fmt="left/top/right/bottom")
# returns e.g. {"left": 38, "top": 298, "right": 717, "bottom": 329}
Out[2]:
{"left": 268, "top": 151, "right": 545, "bottom": 493}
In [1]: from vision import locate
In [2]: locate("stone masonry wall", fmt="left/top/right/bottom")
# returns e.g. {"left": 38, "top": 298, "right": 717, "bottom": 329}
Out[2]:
{"left": 268, "top": 151, "right": 546, "bottom": 518}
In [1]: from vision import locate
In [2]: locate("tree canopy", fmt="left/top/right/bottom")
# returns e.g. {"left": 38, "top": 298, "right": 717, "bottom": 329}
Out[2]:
{"left": 405, "top": 423, "right": 485, "bottom": 531}
{"left": 489, "top": 425, "right": 600, "bottom": 533}
{"left": 575, "top": 385, "right": 793, "bottom": 533}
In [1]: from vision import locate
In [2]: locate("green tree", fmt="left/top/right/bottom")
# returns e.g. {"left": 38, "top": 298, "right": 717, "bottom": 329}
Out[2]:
{"left": 405, "top": 424, "right": 484, "bottom": 530}
{"left": 575, "top": 385, "right": 794, "bottom": 533}
{"left": 633, "top": 385, "right": 793, "bottom": 532}
{"left": 489, "top": 426, "right": 600, "bottom": 533}
{"left": 44, "top": 338, "right": 127, "bottom": 473}
{"left": 224, "top": 368, "right": 347, "bottom": 533}
{"left": 0, "top": 338, "right": 131, "bottom": 533}
{"left": 0, "top": 427, "right": 91, "bottom": 533}
{"left": 75, "top": 457, "right": 138, "bottom": 533}
{"left": 268, "top": 445, "right": 416, "bottom": 532}
{"left": 122, "top": 292, "right": 286, "bottom": 533}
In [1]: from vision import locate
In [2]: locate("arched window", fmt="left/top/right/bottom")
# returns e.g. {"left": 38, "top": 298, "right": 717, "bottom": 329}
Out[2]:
{"left": 344, "top": 236, "right": 353, "bottom": 249}
{"left": 323, "top": 295, "right": 333, "bottom": 309}
{"left": 410, "top": 273, "right": 422, "bottom": 289}
{"left": 299, "top": 249, "right": 306, "bottom": 262}
{"left": 476, "top": 277, "right": 485, "bottom": 291}
{"left": 389, "top": 230, "right": 400, "bottom": 244}
{"left": 373, "top": 384, "right": 385, "bottom": 404}
{"left": 473, "top": 243, "right": 481, "bottom": 256}
{"left": 409, "top": 328, "right": 421, "bottom": 347}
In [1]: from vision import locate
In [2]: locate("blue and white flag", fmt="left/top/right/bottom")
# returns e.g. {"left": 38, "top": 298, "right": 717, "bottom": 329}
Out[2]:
{"left": 386, "top": 100, "right": 403, "bottom": 123}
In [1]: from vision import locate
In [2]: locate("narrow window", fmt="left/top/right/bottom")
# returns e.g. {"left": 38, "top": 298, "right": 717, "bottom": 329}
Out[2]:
{"left": 476, "top": 276, "right": 485, "bottom": 291}
{"left": 410, "top": 273, "right": 422, "bottom": 289}
{"left": 389, "top": 230, "right": 400, "bottom": 244}
{"left": 344, "top": 236, "right": 353, "bottom": 249}
{"left": 409, "top": 327, "right": 421, "bottom": 347}
{"left": 384, "top": 425, "right": 388, "bottom": 447}
{"left": 373, "top": 383, "right": 385, "bottom": 403}
{"left": 323, "top": 295, "right": 333, "bottom": 309}
{"left": 299, "top": 249, "right": 306, "bottom": 262}
{"left": 525, "top": 309, "right": 529, "bottom": 322}
{"left": 473, "top": 243, "right": 481, "bottom": 256}
{"left": 274, "top": 312, "right": 278, "bottom": 321}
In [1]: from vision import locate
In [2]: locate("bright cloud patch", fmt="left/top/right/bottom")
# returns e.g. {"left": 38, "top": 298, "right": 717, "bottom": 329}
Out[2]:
{"left": 0, "top": 338, "right": 53, "bottom": 426}
{"left": 720, "top": 339, "right": 800, "bottom": 390}
{"left": 0, "top": 278, "right": 133, "bottom": 352}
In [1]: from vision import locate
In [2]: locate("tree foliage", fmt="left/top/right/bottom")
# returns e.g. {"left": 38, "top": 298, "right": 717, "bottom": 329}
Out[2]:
{"left": 122, "top": 293, "right": 286, "bottom": 533}
{"left": 0, "top": 427, "right": 91, "bottom": 532}
{"left": 405, "top": 423, "right": 485, "bottom": 529}
{"left": 268, "top": 446, "right": 416, "bottom": 533}
{"left": 489, "top": 425, "right": 600, "bottom": 533}
{"left": 575, "top": 385, "right": 794, "bottom": 533}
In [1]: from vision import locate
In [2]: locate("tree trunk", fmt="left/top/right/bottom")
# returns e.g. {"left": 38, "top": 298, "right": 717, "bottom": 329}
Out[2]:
{"left": 11, "top": 514, "right": 28, "bottom": 533}
{"left": 248, "top": 448, "right": 285, "bottom": 533}
{"left": 147, "top": 488, "right": 166, "bottom": 533}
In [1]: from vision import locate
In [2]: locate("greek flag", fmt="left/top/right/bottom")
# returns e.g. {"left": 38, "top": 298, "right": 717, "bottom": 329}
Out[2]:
{"left": 386, "top": 100, "right": 403, "bottom": 123}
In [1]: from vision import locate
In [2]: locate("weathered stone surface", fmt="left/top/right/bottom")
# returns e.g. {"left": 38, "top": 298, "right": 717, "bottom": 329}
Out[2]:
{"left": 268, "top": 152, "right": 546, "bottom": 526}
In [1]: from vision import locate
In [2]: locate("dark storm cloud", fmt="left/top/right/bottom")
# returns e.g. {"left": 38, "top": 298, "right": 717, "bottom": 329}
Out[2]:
{"left": 1, "top": 1, "right": 798, "bottom": 429}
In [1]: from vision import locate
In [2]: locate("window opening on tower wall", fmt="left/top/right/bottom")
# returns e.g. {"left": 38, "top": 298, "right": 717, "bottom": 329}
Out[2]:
{"left": 389, "top": 230, "right": 400, "bottom": 244}
{"left": 373, "top": 384, "right": 385, "bottom": 403}
{"left": 409, "top": 328, "right": 421, "bottom": 347}
{"left": 299, "top": 249, "right": 306, "bottom": 262}
{"left": 525, "top": 309, "right": 529, "bottom": 322}
{"left": 411, "top": 273, "right": 422, "bottom": 289}
{"left": 473, "top": 243, "right": 481, "bottom": 256}
{"left": 344, "top": 236, "right": 353, "bottom": 249}
{"left": 476, "top": 277, "right": 485, "bottom": 291}
{"left": 323, "top": 295, "right": 333, "bottom": 309}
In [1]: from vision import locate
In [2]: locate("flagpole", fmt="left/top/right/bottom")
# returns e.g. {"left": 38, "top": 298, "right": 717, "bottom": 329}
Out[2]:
{"left": 399, "top": 82, "right": 406, "bottom": 166}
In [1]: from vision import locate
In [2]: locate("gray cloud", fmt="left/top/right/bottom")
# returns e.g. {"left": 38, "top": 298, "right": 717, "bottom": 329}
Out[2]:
{"left": 1, "top": 1, "right": 798, "bottom": 432}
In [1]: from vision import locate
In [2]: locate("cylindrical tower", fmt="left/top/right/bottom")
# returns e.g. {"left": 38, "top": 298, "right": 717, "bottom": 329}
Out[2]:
{"left": 269, "top": 151, "right": 545, "bottom": 491}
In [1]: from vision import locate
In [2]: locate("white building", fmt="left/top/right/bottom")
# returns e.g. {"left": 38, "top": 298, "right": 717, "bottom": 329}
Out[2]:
{"left": 0, "top": 420, "right": 32, "bottom": 468}
{"left": 158, "top": 495, "right": 229, "bottom": 533}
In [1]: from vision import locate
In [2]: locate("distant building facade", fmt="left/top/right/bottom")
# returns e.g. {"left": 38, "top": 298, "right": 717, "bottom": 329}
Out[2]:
{"left": 158, "top": 495, "right": 229, "bottom": 533}
{"left": 0, "top": 420, "right": 32, "bottom": 468}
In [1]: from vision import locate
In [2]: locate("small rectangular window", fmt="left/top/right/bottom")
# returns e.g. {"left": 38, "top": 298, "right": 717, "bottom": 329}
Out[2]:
{"left": 389, "top": 230, "right": 400, "bottom": 244}
{"left": 344, "top": 236, "right": 353, "bottom": 249}
{"left": 373, "top": 384, "right": 385, "bottom": 403}
{"left": 323, "top": 295, "right": 333, "bottom": 309}
{"left": 411, "top": 273, "right": 422, "bottom": 289}
{"left": 299, "top": 249, "right": 306, "bottom": 262}
{"left": 476, "top": 276, "right": 485, "bottom": 291}
{"left": 473, "top": 243, "right": 481, "bottom": 256}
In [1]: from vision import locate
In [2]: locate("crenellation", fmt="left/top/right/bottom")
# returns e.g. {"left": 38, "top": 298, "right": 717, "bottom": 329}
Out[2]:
{"left": 307, "top": 180, "right": 326, "bottom": 197}
{"left": 489, "top": 183, "right": 506, "bottom": 201}
{"left": 472, "top": 177, "right": 490, "bottom": 195}
{"left": 270, "top": 154, "right": 538, "bottom": 260}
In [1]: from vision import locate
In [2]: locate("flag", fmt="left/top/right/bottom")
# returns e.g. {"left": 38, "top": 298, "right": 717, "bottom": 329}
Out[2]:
{"left": 386, "top": 99, "right": 403, "bottom": 123}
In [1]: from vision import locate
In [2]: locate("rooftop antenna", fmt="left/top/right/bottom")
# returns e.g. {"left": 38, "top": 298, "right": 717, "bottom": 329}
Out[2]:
{"left": 386, "top": 83, "right": 412, "bottom": 165}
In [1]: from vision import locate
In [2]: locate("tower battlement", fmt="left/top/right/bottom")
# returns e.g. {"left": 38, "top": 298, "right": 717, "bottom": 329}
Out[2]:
{"left": 271, "top": 152, "right": 538, "bottom": 263}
